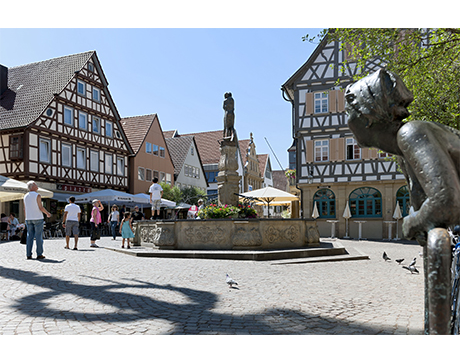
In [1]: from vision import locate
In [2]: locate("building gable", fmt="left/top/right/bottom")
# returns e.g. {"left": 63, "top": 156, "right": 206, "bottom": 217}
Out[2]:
{"left": 0, "top": 51, "right": 133, "bottom": 190}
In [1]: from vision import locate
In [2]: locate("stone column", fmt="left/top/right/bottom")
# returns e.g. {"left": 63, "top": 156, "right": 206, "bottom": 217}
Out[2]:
{"left": 216, "top": 139, "right": 241, "bottom": 207}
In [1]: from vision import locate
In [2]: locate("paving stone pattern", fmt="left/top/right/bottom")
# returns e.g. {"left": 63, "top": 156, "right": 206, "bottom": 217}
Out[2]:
{"left": 0, "top": 236, "right": 425, "bottom": 335}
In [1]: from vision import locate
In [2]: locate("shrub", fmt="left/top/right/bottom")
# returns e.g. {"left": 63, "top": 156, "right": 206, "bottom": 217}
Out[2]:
{"left": 197, "top": 203, "right": 258, "bottom": 219}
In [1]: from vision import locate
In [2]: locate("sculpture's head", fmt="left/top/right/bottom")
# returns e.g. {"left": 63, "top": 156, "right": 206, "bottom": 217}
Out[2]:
{"left": 345, "top": 69, "right": 413, "bottom": 148}
{"left": 224, "top": 92, "right": 232, "bottom": 98}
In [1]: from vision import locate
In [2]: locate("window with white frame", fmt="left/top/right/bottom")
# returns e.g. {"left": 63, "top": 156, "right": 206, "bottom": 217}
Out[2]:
{"left": 346, "top": 138, "right": 361, "bottom": 160}
{"left": 138, "top": 167, "right": 145, "bottom": 181}
{"left": 314, "top": 92, "right": 329, "bottom": 113}
{"left": 152, "top": 144, "right": 159, "bottom": 156}
{"left": 116, "top": 157, "right": 124, "bottom": 176}
{"left": 39, "top": 139, "right": 51, "bottom": 163}
{"left": 64, "top": 106, "right": 73, "bottom": 126}
{"left": 160, "top": 172, "right": 165, "bottom": 183}
{"left": 153, "top": 170, "right": 159, "bottom": 180}
{"left": 146, "top": 169, "right": 152, "bottom": 182}
{"left": 90, "top": 150, "right": 99, "bottom": 172}
{"left": 146, "top": 142, "right": 152, "bottom": 154}
{"left": 76, "top": 147, "right": 86, "bottom": 169}
{"left": 92, "top": 87, "right": 100, "bottom": 102}
{"left": 159, "top": 146, "right": 165, "bottom": 158}
{"left": 166, "top": 173, "right": 171, "bottom": 184}
{"left": 106, "top": 121, "right": 113, "bottom": 138}
{"left": 314, "top": 140, "right": 329, "bottom": 162}
{"left": 379, "top": 151, "right": 392, "bottom": 159}
{"left": 77, "top": 80, "right": 86, "bottom": 96}
{"left": 62, "top": 143, "right": 72, "bottom": 167}
{"left": 93, "top": 117, "right": 101, "bottom": 134}
{"left": 79, "top": 111, "right": 87, "bottom": 130}
{"left": 105, "top": 153, "right": 113, "bottom": 174}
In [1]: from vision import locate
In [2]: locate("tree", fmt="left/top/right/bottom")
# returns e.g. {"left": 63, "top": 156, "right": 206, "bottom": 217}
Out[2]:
{"left": 159, "top": 182, "right": 182, "bottom": 202}
{"left": 180, "top": 186, "right": 207, "bottom": 206}
{"left": 158, "top": 183, "right": 207, "bottom": 206}
{"left": 305, "top": 28, "right": 460, "bottom": 129}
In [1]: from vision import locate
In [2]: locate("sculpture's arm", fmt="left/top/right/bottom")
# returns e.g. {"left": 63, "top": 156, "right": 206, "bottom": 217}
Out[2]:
{"left": 397, "top": 121, "right": 460, "bottom": 240}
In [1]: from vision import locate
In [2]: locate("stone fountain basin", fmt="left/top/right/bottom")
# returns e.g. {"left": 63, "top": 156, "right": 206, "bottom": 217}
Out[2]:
{"left": 134, "top": 218, "right": 320, "bottom": 250}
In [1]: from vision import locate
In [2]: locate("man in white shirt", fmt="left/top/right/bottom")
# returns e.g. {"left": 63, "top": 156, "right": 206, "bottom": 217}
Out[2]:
{"left": 23, "top": 181, "right": 52, "bottom": 260}
{"left": 62, "top": 196, "right": 81, "bottom": 250}
{"left": 149, "top": 177, "right": 163, "bottom": 220}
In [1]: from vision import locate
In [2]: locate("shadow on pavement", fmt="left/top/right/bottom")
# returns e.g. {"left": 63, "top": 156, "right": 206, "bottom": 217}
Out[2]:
{"left": 0, "top": 265, "right": 390, "bottom": 334}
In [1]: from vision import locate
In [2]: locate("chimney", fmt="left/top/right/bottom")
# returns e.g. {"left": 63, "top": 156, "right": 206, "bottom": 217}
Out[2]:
{"left": 0, "top": 64, "right": 7, "bottom": 95}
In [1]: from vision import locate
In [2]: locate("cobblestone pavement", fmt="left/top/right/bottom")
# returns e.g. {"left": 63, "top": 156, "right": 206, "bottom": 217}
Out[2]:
{"left": 0, "top": 235, "right": 425, "bottom": 335}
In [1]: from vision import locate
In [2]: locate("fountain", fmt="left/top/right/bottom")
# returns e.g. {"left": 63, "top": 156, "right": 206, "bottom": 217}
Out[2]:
{"left": 134, "top": 92, "right": 321, "bottom": 251}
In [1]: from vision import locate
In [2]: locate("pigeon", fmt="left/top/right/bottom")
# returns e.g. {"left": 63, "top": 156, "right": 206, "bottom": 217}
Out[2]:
{"left": 226, "top": 274, "right": 238, "bottom": 288}
{"left": 383, "top": 251, "right": 391, "bottom": 262}
{"left": 403, "top": 265, "right": 419, "bottom": 274}
{"left": 395, "top": 258, "right": 405, "bottom": 265}
{"left": 409, "top": 257, "right": 416, "bottom": 267}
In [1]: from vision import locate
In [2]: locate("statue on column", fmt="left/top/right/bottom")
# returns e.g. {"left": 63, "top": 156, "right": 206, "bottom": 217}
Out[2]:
{"left": 217, "top": 92, "right": 240, "bottom": 206}
{"left": 223, "top": 92, "right": 235, "bottom": 140}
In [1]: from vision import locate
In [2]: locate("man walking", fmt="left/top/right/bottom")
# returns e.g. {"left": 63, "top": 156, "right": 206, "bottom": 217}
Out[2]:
{"left": 23, "top": 181, "right": 51, "bottom": 260}
{"left": 62, "top": 196, "right": 81, "bottom": 250}
{"left": 149, "top": 177, "right": 163, "bottom": 220}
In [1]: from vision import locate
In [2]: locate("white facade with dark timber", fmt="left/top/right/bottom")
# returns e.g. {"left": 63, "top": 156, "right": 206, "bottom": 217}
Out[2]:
{"left": 0, "top": 51, "right": 133, "bottom": 221}
{"left": 282, "top": 35, "right": 407, "bottom": 240}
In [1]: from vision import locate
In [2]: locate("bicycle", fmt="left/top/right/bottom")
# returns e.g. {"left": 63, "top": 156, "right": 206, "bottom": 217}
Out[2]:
{"left": 449, "top": 225, "right": 460, "bottom": 334}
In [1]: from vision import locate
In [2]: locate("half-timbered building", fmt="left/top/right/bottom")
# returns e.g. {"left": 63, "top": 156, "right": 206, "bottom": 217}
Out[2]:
{"left": 282, "top": 35, "right": 408, "bottom": 239}
{"left": 0, "top": 51, "right": 133, "bottom": 221}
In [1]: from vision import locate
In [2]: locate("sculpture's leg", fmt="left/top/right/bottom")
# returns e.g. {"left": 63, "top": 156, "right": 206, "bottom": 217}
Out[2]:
{"left": 427, "top": 228, "right": 451, "bottom": 334}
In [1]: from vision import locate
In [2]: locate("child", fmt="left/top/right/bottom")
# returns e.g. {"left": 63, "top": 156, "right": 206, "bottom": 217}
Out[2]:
{"left": 119, "top": 212, "right": 135, "bottom": 249}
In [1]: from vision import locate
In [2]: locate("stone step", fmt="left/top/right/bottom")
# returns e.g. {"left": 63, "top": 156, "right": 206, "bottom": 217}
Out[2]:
{"left": 103, "top": 241, "right": 369, "bottom": 262}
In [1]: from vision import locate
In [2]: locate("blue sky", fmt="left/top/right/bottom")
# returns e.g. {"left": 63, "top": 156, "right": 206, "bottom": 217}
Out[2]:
{"left": 0, "top": 27, "right": 322, "bottom": 170}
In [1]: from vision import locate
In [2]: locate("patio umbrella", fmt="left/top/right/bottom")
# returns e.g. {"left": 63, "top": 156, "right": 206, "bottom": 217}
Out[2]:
{"left": 74, "top": 189, "right": 134, "bottom": 206}
{"left": 240, "top": 186, "right": 299, "bottom": 217}
{"left": 133, "top": 193, "right": 177, "bottom": 208}
{"left": 312, "top": 201, "right": 320, "bottom": 219}
{"left": 393, "top": 201, "right": 403, "bottom": 240}
{"left": 343, "top": 201, "right": 352, "bottom": 238}
{"left": 0, "top": 175, "right": 53, "bottom": 202}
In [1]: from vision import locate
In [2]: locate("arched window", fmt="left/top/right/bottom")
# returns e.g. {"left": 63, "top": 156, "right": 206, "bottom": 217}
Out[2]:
{"left": 349, "top": 187, "right": 382, "bottom": 218}
{"left": 396, "top": 185, "right": 410, "bottom": 217}
{"left": 313, "top": 188, "right": 336, "bottom": 218}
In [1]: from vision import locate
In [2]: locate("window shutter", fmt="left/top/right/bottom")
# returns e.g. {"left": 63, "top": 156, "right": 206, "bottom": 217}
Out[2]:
{"left": 306, "top": 92, "right": 313, "bottom": 115}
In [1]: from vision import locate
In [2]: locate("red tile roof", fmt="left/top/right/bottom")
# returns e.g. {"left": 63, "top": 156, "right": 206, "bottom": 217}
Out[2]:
{"left": 166, "top": 129, "right": 224, "bottom": 165}
{"left": 120, "top": 114, "right": 158, "bottom": 155}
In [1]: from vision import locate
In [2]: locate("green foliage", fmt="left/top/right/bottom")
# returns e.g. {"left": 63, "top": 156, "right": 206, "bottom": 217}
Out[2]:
{"left": 305, "top": 28, "right": 460, "bottom": 130}
{"left": 197, "top": 203, "right": 240, "bottom": 219}
{"left": 159, "top": 182, "right": 182, "bottom": 202}
{"left": 236, "top": 203, "right": 258, "bottom": 219}
{"left": 158, "top": 183, "right": 207, "bottom": 205}
{"left": 180, "top": 186, "right": 207, "bottom": 206}
{"left": 197, "top": 202, "right": 258, "bottom": 219}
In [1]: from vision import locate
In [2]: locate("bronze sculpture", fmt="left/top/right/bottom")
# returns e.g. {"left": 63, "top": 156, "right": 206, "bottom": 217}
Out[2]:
{"left": 345, "top": 68, "right": 460, "bottom": 334}
{"left": 223, "top": 92, "right": 235, "bottom": 140}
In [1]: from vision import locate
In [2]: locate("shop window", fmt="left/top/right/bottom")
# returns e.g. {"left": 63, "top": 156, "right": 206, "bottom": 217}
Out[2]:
{"left": 396, "top": 185, "right": 410, "bottom": 217}
{"left": 313, "top": 188, "right": 336, "bottom": 218}
{"left": 349, "top": 187, "right": 382, "bottom": 217}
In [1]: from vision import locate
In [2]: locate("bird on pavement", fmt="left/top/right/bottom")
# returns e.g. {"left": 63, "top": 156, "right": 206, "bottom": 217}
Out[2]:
{"left": 403, "top": 265, "right": 419, "bottom": 274}
{"left": 395, "top": 258, "right": 404, "bottom": 265}
{"left": 409, "top": 257, "right": 416, "bottom": 267}
{"left": 226, "top": 274, "right": 238, "bottom": 288}
{"left": 383, "top": 251, "right": 391, "bottom": 262}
